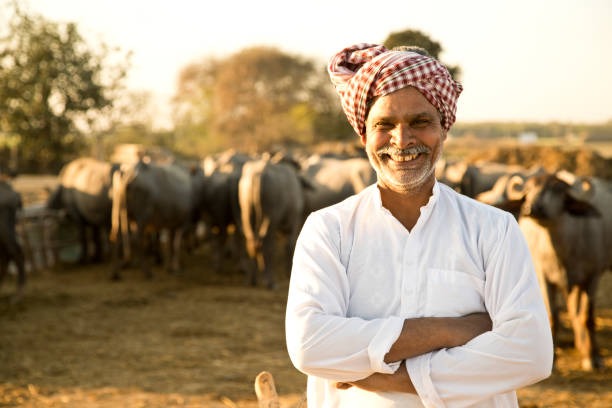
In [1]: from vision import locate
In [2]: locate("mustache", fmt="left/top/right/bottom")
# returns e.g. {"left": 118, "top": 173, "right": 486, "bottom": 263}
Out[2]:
{"left": 376, "top": 145, "right": 431, "bottom": 156}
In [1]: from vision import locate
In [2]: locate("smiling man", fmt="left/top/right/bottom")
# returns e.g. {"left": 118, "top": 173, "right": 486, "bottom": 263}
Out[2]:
{"left": 285, "top": 43, "right": 553, "bottom": 407}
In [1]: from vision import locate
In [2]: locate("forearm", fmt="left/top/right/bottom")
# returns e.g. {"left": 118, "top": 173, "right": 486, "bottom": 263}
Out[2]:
{"left": 384, "top": 313, "right": 492, "bottom": 363}
{"left": 338, "top": 313, "right": 491, "bottom": 396}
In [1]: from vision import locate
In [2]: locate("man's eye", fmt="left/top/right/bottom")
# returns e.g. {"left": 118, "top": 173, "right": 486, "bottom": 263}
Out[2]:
{"left": 411, "top": 119, "right": 432, "bottom": 128}
{"left": 375, "top": 121, "right": 394, "bottom": 129}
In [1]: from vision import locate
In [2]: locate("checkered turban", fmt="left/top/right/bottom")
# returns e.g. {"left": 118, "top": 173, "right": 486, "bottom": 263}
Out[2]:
{"left": 328, "top": 43, "right": 463, "bottom": 137}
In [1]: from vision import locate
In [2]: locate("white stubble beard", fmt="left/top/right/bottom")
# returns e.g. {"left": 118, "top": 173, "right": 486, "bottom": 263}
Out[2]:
{"left": 368, "top": 139, "right": 443, "bottom": 194}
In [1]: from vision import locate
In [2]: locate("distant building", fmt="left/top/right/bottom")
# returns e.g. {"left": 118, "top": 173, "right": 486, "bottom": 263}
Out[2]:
{"left": 518, "top": 131, "right": 538, "bottom": 144}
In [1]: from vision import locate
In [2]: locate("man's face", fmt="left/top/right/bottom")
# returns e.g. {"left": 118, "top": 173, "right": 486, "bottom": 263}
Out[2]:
{"left": 363, "top": 86, "right": 446, "bottom": 194}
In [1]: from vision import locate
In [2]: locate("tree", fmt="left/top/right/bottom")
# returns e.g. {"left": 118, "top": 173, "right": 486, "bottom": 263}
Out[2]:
{"left": 0, "top": 2, "right": 129, "bottom": 172}
{"left": 96, "top": 90, "right": 176, "bottom": 159}
{"left": 383, "top": 29, "right": 461, "bottom": 80}
{"left": 172, "top": 46, "right": 350, "bottom": 154}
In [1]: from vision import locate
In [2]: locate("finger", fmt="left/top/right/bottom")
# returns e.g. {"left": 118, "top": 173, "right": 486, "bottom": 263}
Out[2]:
{"left": 335, "top": 382, "right": 353, "bottom": 389}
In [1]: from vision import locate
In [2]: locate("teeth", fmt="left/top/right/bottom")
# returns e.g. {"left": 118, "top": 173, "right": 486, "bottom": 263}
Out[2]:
{"left": 390, "top": 154, "right": 419, "bottom": 162}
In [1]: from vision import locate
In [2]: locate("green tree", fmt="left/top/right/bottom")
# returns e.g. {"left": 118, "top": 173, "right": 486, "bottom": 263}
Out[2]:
{"left": 0, "top": 2, "right": 129, "bottom": 172}
{"left": 97, "top": 90, "right": 176, "bottom": 159}
{"left": 172, "top": 46, "right": 350, "bottom": 155}
{"left": 383, "top": 29, "right": 461, "bottom": 80}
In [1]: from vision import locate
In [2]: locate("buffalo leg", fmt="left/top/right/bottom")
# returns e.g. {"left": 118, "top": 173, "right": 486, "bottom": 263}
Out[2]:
{"left": 109, "top": 236, "right": 125, "bottom": 280}
{"left": 567, "top": 285, "right": 600, "bottom": 371}
{"left": 262, "top": 234, "right": 275, "bottom": 290}
{"left": 545, "top": 282, "right": 559, "bottom": 352}
{"left": 77, "top": 222, "right": 89, "bottom": 264}
{"left": 109, "top": 227, "right": 132, "bottom": 281}
{"left": 585, "top": 277, "right": 603, "bottom": 370}
{"left": 91, "top": 225, "right": 104, "bottom": 263}
{"left": 242, "top": 256, "right": 257, "bottom": 287}
{"left": 0, "top": 254, "right": 7, "bottom": 293}
{"left": 1, "top": 243, "right": 26, "bottom": 302}
{"left": 12, "top": 245, "right": 26, "bottom": 303}
{"left": 168, "top": 228, "right": 184, "bottom": 274}
{"left": 139, "top": 227, "right": 153, "bottom": 279}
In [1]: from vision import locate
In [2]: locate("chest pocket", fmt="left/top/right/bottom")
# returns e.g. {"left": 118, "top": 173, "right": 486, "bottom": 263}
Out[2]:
{"left": 425, "top": 268, "right": 485, "bottom": 317}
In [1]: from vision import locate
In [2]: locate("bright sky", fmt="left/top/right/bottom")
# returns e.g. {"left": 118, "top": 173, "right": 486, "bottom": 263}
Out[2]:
{"left": 25, "top": 0, "right": 612, "bottom": 127}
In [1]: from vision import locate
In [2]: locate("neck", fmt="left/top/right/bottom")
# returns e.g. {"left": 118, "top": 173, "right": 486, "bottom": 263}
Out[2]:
{"left": 378, "top": 179, "right": 435, "bottom": 231}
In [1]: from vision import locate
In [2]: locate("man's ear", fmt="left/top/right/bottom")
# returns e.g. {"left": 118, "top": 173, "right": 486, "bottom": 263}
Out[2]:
{"left": 441, "top": 130, "right": 448, "bottom": 142}
{"left": 360, "top": 133, "right": 367, "bottom": 146}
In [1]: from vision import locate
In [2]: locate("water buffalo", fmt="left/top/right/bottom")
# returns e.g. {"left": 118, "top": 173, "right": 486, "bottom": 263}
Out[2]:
{"left": 435, "top": 158, "right": 468, "bottom": 192}
{"left": 110, "top": 159, "right": 194, "bottom": 280}
{"left": 201, "top": 148, "right": 251, "bottom": 177}
{"left": 458, "top": 162, "right": 527, "bottom": 198}
{"left": 46, "top": 157, "right": 118, "bottom": 263}
{"left": 300, "top": 155, "right": 376, "bottom": 215}
{"left": 510, "top": 171, "right": 609, "bottom": 371}
{"left": 0, "top": 179, "right": 26, "bottom": 302}
{"left": 582, "top": 176, "right": 612, "bottom": 271}
{"left": 237, "top": 155, "right": 311, "bottom": 289}
{"left": 192, "top": 151, "right": 252, "bottom": 268}
{"left": 475, "top": 166, "right": 546, "bottom": 219}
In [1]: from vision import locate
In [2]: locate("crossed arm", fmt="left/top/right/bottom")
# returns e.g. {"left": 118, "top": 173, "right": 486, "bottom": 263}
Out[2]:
{"left": 335, "top": 313, "right": 492, "bottom": 393}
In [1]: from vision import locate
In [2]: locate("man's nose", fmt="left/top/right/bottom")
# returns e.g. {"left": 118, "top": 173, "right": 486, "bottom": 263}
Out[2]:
{"left": 390, "top": 125, "right": 415, "bottom": 148}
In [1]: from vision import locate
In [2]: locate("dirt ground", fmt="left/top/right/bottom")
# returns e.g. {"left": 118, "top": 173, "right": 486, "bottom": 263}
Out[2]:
{"left": 0, "top": 250, "right": 308, "bottom": 408}
{"left": 1, "top": 244, "right": 611, "bottom": 408}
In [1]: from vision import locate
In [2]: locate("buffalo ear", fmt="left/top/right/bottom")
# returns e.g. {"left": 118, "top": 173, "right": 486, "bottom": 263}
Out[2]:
{"left": 564, "top": 195, "right": 601, "bottom": 217}
{"left": 563, "top": 176, "right": 599, "bottom": 216}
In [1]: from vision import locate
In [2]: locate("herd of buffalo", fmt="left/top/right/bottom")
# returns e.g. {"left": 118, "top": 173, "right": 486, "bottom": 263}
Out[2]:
{"left": 1, "top": 145, "right": 610, "bottom": 372}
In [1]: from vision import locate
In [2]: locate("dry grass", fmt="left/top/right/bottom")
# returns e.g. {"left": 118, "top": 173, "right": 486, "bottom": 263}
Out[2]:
{"left": 1, "top": 250, "right": 611, "bottom": 407}
{"left": 0, "top": 254, "right": 307, "bottom": 408}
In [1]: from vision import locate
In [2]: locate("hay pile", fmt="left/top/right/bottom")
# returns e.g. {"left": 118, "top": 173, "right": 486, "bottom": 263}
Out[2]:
{"left": 466, "top": 145, "right": 612, "bottom": 180}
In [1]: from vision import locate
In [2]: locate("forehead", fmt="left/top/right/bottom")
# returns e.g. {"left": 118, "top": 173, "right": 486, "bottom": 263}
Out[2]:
{"left": 368, "top": 86, "right": 439, "bottom": 119}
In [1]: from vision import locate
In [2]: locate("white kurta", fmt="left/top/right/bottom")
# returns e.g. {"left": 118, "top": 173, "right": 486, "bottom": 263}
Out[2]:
{"left": 286, "top": 182, "right": 553, "bottom": 407}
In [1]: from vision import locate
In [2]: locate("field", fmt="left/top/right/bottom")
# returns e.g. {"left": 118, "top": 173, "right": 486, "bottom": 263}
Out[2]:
{"left": 1, "top": 140, "right": 611, "bottom": 407}
{"left": 1, "top": 250, "right": 611, "bottom": 408}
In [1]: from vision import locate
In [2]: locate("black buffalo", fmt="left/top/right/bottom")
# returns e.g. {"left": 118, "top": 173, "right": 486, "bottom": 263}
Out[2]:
{"left": 0, "top": 178, "right": 26, "bottom": 302}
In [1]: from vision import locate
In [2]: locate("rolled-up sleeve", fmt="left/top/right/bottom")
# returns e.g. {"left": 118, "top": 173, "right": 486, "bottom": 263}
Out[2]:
{"left": 286, "top": 213, "right": 405, "bottom": 382}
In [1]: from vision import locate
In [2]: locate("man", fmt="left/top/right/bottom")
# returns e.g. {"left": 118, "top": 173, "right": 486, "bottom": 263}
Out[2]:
{"left": 285, "top": 43, "right": 553, "bottom": 407}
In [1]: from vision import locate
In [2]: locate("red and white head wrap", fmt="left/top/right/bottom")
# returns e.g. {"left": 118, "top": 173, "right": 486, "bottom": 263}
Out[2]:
{"left": 328, "top": 43, "right": 463, "bottom": 137}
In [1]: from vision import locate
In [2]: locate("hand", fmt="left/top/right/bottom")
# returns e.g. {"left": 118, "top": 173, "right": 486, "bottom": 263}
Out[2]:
{"left": 335, "top": 361, "right": 416, "bottom": 393}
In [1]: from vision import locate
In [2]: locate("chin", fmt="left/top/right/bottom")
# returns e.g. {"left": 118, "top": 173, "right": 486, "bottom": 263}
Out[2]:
{"left": 380, "top": 169, "right": 435, "bottom": 191}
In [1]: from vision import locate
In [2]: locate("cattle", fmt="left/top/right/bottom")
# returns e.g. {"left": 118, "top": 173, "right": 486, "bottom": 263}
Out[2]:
{"left": 300, "top": 155, "right": 376, "bottom": 215}
{"left": 237, "top": 155, "right": 311, "bottom": 289}
{"left": 505, "top": 171, "right": 609, "bottom": 371}
{"left": 191, "top": 152, "right": 247, "bottom": 269}
{"left": 0, "top": 179, "right": 26, "bottom": 302}
{"left": 194, "top": 163, "right": 242, "bottom": 268}
{"left": 46, "top": 157, "right": 118, "bottom": 263}
{"left": 109, "top": 159, "right": 194, "bottom": 280}
{"left": 475, "top": 166, "right": 546, "bottom": 219}
{"left": 435, "top": 158, "right": 468, "bottom": 192}
{"left": 457, "top": 162, "right": 527, "bottom": 198}
{"left": 566, "top": 173, "right": 612, "bottom": 271}
{"left": 201, "top": 148, "right": 251, "bottom": 177}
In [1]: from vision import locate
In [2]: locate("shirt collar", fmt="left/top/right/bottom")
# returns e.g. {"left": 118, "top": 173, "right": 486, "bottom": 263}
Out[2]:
{"left": 371, "top": 181, "right": 440, "bottom": 210}
{"left": 371, "top": 181, "right": 441, "bottom": 230}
